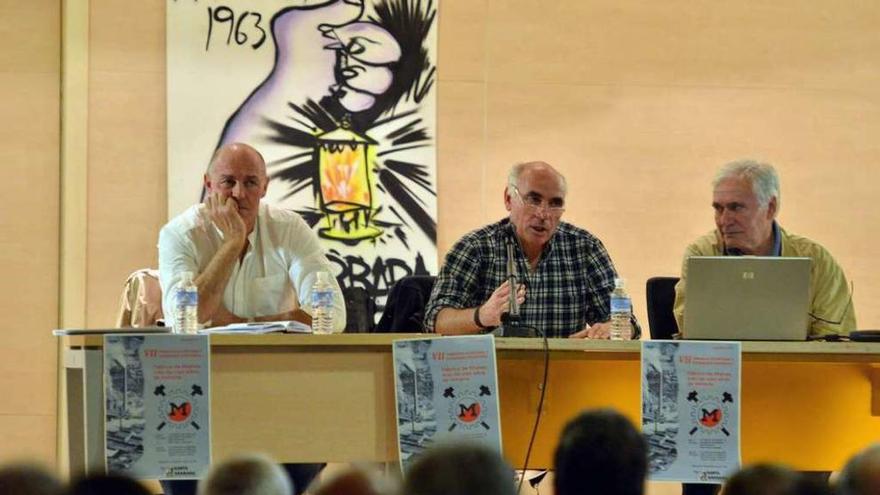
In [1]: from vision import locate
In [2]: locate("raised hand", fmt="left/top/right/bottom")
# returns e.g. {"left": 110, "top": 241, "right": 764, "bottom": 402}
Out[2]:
{"left": 476, "top": 281, "right": 527, "bottom": 328}
{"left": 205, "top": 191, "right": 246, "bottom": 247}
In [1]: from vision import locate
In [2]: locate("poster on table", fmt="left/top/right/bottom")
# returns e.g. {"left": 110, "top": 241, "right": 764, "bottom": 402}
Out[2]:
{"left": 392, "top": 335, "right": 502, "bottom": 473}
{"left": 104, "top": 334, "right": 211, "bottom": 480}
{"left": 167, "top": 0, "right": 439, "bottom": 314}
{"left": 641, "top": 341, "right": 741, "bottom": 484}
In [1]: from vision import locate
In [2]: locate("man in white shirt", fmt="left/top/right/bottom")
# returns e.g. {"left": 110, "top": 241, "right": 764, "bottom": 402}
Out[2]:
{"left": 158, "top": 143, "right": 343, "bottom": 495}
{"left": 158, "top": 142, "right": 345, "bottom": 330}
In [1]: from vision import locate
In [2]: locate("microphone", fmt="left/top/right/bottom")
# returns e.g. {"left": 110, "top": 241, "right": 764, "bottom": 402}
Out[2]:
{"left": 507, "top": 240, "right": 520, "bottom": 318}
{"left": 500, "top": 237, "right": 534, "bottom": 337}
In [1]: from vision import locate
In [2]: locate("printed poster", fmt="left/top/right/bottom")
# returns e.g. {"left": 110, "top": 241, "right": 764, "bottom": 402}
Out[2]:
{"left": 167, "top": 0, "right": 439, "bottom": 311}
{"left": 104, "top": 334, "right": 211, "bottom": 479}
{"left": 392, "top": 335, "right": 502, "bottom": 472}
{"left": 641, "top": 341, "right": 741, "bottom": 484}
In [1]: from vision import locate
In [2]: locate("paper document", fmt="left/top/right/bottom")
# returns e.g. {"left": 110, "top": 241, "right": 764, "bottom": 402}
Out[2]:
{"left": 199, "top": 321, "right": 312, "bottom": 334}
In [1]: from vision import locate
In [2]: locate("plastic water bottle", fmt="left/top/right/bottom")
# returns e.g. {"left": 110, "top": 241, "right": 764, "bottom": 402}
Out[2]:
{"left": 311, "top": 271, "right": 336, "bottom": 334}
{"left": 174, "top": 271, "right": 199, "bottom": 334}
{"left": 609, "top": 277, "right": 633, "bottom": 340}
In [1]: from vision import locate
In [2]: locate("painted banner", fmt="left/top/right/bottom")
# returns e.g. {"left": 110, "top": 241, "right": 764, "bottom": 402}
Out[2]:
{"left": 641, "top": 341, "right": 741, "bottom": 484}
{"left": 392, "top": 335, "right": 502, "bottom": 473}
{"left": 104, "top": 334, "right": 211, "bottom": 480}
{"left": 167, "top": 0, "right": 439, "bottom": 309}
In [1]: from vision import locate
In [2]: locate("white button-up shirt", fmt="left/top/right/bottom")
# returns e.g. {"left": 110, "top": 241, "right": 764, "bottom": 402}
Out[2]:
{"left": 158, "top": 203, "right": 346, "bottom": 331}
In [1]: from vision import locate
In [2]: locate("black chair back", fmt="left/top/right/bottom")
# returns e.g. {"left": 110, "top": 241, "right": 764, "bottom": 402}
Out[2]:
{"left": 375, "top": 275, "right": 437, "bottom": 333}
{"left": 645, "top": 276, "right": 680, "bottom": 340}
{"left": 342, "top": 286, "right": 376, "bottom": 333}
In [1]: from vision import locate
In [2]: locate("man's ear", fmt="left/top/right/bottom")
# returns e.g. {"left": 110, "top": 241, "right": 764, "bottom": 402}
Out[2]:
{"left": 203, "top": 173, "right": 212, "bottom": 193}
{"left": 503, "top": 186, "right": 513, "bottom": 212}
{"left": 766, "top": 196, "right": 778, "bottom": 219}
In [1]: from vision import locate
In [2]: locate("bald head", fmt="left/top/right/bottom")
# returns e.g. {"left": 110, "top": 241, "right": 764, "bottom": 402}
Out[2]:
{"left": 208, "top": 143, "right": 267, "bottom": 176}
{"left": 507, "top": 161, "right": 567, "bottom": 196}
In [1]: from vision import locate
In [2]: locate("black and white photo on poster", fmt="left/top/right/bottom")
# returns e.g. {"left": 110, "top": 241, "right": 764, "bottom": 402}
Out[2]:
{"left": 392, "top": 335, "right": 502, "bottom": 473}
{"left": 104, "top": 334, "right": 211, "bottom": 480}
{"left": 641, "top": 341, "right": 741, "bottom": 484}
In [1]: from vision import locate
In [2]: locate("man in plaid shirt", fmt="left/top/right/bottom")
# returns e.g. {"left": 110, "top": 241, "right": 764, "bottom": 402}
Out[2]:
{"left": 424, "top": 161, "right": 639, "bottom": 339}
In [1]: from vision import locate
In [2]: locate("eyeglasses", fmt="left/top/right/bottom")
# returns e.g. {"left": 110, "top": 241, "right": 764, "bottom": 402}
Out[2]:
{"left": 808, "top": 281, "right": 854, "bottom": 326}
{"left": 511, "top": 186, "right": 565, "bottom": 216}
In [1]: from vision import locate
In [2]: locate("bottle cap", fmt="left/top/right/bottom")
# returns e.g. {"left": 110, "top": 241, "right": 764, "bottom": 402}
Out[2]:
{"left": 316, "top": 271, "right": 332, "bottom": 283}
{"left": 614, "top": 277, "right": 625, "bottom": 288}
{"left": 180, "top": 271, "right": 194, "bottom": 283}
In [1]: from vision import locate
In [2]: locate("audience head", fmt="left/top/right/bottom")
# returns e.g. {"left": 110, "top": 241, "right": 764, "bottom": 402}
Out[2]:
{"left": 67, "top": 473, "right": 152, "bottom": 495}
{"left": 197, "top": 453, "right": 293, "bottom": 495}
{"left": 0, "top": 463, "right": 63, "bottom": 495}
{"left": 311, "top": 465, "right": 392, "bottom": 495}
{"left": 553, "top": 408, "right": 647, "bottom": 495}
{"left": 403, "top": 442, "right": 515, "bottom": 495}
{"left": 837, "top": 443, "right": 880, "bottom": 495}
{"left": 711, "top": 159, "right": 780, "bottom": 255}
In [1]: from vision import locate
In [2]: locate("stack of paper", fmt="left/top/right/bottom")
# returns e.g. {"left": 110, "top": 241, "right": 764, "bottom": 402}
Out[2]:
{"left": 199, "top": 321, "right": 312, "bottom": 335}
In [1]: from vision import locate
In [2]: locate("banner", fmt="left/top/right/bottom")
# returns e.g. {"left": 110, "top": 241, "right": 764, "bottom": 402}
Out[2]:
{"left": 167, "top": 0, "right": 439, "bottom": 309}
{"left": 641, "top": 341, "right": 741, "bottom": 484}
{"left": 392, "top": 335, "right": 502, "bottom": 472}
{"left": 104, "top": 334, "right": 211, "bottom": 480}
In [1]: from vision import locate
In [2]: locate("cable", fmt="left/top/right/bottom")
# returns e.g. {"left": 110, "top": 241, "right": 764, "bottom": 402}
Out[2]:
{"left": 516, "top": 325, "right": 549, "bottom": 495}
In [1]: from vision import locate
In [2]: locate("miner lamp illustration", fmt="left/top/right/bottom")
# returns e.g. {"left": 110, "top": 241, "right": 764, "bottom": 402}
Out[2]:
{"left": 315, "top": 121, "right": 383, "bottom": 243}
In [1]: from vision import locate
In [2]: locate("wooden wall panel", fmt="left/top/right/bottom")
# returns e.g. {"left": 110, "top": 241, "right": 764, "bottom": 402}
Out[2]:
{"left": 0, "top": 0, "right": 60, "bottom": 466}
{"left": 86, "top": 0, "right": 167, "bottom": 328}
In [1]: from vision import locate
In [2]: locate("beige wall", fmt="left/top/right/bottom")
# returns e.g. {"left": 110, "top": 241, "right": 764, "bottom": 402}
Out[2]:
{"left": 80, "top": 0, "right": 880, "bottom": 331}
{"left": 443, "top": 0, "right": 880, "bottom": 329}
{"left": 1, "top": 0, "right": 878, "bottom": 469}
{"left": 0, "top": 0, "right": 60, "bottom": 464}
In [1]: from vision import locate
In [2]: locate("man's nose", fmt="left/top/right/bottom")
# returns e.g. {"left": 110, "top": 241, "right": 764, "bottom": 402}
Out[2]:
{"left": 231, "top": 182, "right": 243, "bottom": 198}
{"left": 533, "top": 205, "right": 551, "bottom": 219}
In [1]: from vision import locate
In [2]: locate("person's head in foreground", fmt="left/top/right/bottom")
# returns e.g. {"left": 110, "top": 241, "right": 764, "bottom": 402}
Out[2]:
{"left": 197, "top": 453, "right": 293, "bottom": 495}
{"left": 0, "top": 463, "right": 63, "bottom": 495}
{"left": 554, "top": 408, "right": 648, "bottom": 495}
{"left": 403, "top": 442, "right": 516, "bottom": 495}
{"left": 837, "top": 443, "right": 880, "bottom": 495}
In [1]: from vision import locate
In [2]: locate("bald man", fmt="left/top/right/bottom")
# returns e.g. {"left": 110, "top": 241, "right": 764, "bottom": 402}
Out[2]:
{"left": 158, "top": 143, "right": 342, "bottom": 495}
{"left": 158, "top": 142, "right": 345, "bottom": 329}
{"left": 424, "top": 161, "right": 638, "bottom": 339}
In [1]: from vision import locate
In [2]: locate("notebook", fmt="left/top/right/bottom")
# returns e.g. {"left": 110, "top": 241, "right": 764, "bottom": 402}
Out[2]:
{"left": 683, "top": 256, "right": 811, "bottom": 341}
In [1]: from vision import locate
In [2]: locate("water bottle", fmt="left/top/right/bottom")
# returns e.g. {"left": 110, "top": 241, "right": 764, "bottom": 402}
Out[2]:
{"left": 311, "top": 271, "right": 336, "bottom": 334}
{"left": 609, "top": 277, "right": 633, "bottom": 340}
{"left": 174, "top": 271, "right": 199, "bottom": 334}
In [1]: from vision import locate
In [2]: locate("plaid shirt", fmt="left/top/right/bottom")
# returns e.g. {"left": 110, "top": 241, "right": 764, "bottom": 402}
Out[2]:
{"left": 424, "top": 219, "right": 640, "bottom": 338}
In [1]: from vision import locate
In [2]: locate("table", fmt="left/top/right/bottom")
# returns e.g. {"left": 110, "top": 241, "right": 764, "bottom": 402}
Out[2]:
{"left": 62, "top": 334, "right": 880, "bottom": 476}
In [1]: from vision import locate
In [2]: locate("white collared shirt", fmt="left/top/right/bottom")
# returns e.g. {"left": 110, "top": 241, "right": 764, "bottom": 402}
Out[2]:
{"left": 158, "top": 203, "right": 346, "bottom": 331}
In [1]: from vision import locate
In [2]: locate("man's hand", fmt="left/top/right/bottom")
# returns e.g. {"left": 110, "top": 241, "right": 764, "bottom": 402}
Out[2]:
{"left": 205, "top": 192, "right": 247, "bottom": 247}
{"left": 476, "top": 281, "right": 526, "bottom": 328}
{"left": 569, "top": 321, "right": 612, "bottom": 339}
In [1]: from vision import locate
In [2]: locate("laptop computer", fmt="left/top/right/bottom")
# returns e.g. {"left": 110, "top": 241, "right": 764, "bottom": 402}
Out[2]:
{"left": 683, "top": 256, "right": 811, "bottom": 341}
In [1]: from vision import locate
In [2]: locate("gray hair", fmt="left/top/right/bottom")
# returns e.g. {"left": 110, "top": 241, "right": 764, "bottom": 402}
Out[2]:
{"left": 507, "top": 161, "right": 568, "bottom": 195}
{"left": 837, "top": 443, "right": 880, "bottom": 495}
{"left": 198, "top": 453, "right": 292, "bottom": 495}
{"left": 713, "top": 159, "right": 780, "bottom": 211}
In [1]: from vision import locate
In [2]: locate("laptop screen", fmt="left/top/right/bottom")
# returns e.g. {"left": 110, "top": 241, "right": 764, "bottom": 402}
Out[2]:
{"left": 683, "top": 256, "right": 810, "bottom": 341}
